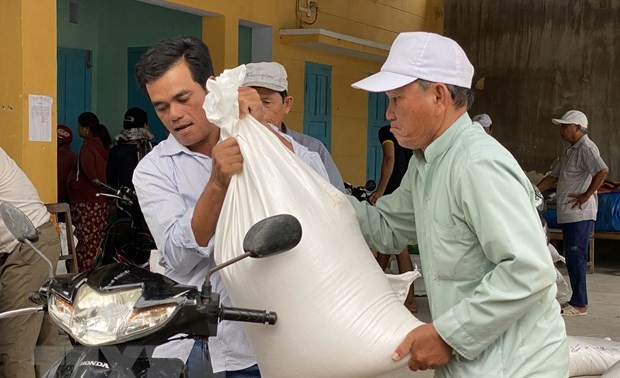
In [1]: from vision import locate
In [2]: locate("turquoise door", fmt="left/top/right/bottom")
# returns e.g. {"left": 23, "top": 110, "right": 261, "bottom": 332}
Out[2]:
{"left": 127, "top": 47, "right": 168, "bottom": 144}
{"left": 303, "top": 62, "right": 332, "bottom": 150}
{"left": 366, "top": 92, "right": 388, "bottom": 182}
{"left": 57, "top": 47, "right": 92, "bottom": 152}
{"left": 238, "top": 25, "right": 252, "bottom": 65}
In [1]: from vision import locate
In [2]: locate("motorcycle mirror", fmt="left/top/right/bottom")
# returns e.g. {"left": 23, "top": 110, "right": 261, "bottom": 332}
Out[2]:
{"left": 243, "top": 214, "right": 302, "bottom": 258}
{"left": 0, "top": 203, "right": 39, "bottom": 243}
{"left": 0, "top": 203, "right": 55, "bottom": 279}
{"left": 201, "top": 214, "right": 302, "bottom": 303}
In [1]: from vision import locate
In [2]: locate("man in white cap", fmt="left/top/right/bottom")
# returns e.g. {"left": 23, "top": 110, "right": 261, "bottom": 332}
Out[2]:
{"left": 537, "top": 110, "right": 608, "bottom": 317}
{"left": 348, "top": 32, "right": 567, "bottom": 376}
{"left": 472, "top": 113, "right": 493, "bottom": 135}
{"left": 243, "top": 62, "right": 346, "bottom": 192}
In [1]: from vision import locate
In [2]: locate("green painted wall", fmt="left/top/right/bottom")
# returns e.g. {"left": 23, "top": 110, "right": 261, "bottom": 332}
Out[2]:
{"left": 57, "top": 0, "right": 201, "bottom": 138}
{"left": 57, "top": 0, "right": 101, "bottom": 124}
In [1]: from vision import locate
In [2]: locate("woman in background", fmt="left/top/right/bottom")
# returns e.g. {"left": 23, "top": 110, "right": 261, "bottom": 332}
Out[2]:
{"left": 67, "top": 112, "right": 111, "bottom": 271}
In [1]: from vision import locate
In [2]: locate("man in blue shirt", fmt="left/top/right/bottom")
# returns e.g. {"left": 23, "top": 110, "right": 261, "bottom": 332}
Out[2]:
{"left": 133, "top": 36, "right": 326, "bottom": 377}
{"left": 243, "top": 62, "right": 345, "bottom": 192}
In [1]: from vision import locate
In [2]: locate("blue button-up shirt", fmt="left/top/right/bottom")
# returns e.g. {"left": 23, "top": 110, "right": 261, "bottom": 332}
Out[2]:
{"left": 133, "top": 132, "right": 327, "bottom": 372}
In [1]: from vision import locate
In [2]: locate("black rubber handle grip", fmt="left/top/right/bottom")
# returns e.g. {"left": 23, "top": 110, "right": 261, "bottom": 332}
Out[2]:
{"left": 220, "top": 306, "right": 277, "bottom": 325}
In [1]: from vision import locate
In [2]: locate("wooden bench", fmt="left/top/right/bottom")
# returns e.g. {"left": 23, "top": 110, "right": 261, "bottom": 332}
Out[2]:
{"left": 549, "top": 229, "right": 620, "bottom": 274}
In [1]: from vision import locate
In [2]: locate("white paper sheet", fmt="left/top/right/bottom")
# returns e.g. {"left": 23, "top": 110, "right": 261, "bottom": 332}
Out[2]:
{"left": 28, "top": 94, "right": 53, "bottom": 142}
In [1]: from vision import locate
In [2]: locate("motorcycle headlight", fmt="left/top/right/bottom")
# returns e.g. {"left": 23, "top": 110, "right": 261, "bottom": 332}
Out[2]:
{"left": 49, "top": 285, "right": 178, "bottom": 346}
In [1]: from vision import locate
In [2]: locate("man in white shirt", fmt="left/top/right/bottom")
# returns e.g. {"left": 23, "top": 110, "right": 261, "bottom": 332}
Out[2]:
{"left": 132, "top": 36, "right": 326, "bottom": 377}
{"left": 0, "top": 147, "right": 61, "bottom": 378}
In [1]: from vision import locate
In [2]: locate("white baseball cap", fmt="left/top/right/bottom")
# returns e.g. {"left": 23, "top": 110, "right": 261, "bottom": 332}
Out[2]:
{"left": 551, "top": 110, "right": 588, "bottom": 129}
{"left": 472, "top": 113, "right": 492, "bottom": 128}
{"left": 243, "top": 62, "right": 288, "bottom": 92}
{"left": 351, "top": 32, "right": 474, "bottom": 92}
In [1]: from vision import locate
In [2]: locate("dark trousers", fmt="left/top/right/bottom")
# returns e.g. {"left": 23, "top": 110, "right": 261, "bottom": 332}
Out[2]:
{"left": 186, "top": 339, "right": 261, "bottom": 378}
{"left": 0, "top": 222, "right": 62, "bottom": 378}
{"left": 561, "top": 220, "right": 594, "bottom": 308}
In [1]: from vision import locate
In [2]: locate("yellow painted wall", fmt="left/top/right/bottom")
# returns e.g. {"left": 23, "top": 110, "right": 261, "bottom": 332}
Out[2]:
{"left": 0, "top": 0, "right": 57, "bottom": 202}
{"left": 164, "top": 0, "right": 443, "bottom": 184}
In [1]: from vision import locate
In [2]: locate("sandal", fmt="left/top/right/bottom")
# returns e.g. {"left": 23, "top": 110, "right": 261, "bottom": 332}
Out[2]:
{"left": 561, "top": 304, "right": 588, "bottom": 317}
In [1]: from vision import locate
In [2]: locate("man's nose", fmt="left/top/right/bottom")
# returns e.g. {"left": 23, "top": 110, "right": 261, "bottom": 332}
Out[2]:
{"left": 386, "top": 103, "right": 396, "bottom": 121}
{"left": 170, "top": 103, "right": 183, "bottom": 121}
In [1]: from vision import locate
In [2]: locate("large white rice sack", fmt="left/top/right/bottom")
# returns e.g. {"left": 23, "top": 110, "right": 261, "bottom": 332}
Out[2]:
{"left": 210, "top": 66, "right": 423, "bottom": 378}
{"left": 568, "top": 335, "right": 620, "bottom": 377}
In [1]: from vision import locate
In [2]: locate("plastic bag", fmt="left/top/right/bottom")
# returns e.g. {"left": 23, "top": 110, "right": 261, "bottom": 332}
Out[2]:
{"left": 548, "top": 243, "right": 572, "bottom": 304}
{"left": 210, "top": 66, "right": 424, "bottom": 378}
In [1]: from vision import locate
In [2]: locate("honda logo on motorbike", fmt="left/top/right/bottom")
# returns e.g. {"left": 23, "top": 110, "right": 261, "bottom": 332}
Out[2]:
{"left": 79, "top": 360, "right": 110, "bottom": 369}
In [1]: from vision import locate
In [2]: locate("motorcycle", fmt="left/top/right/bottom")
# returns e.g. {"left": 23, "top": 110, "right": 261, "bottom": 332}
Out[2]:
{"left": 344, "top": 180, "right": 376, "bottom": 202}
{"left": 0, "top": 202, "right": 302, "bottom": 377}
{"left": 94, "top": 181, "right": 155, "bottom": 269}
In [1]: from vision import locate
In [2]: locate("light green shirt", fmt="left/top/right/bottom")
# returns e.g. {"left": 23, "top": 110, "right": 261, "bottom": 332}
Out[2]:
{"left": 349, "top": 114, "right": 568, "bottom": 377}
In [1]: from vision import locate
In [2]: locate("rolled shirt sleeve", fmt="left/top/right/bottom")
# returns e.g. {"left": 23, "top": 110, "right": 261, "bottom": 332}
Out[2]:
{"left": 133, "top": 152, "right": 213, "bottom": 276}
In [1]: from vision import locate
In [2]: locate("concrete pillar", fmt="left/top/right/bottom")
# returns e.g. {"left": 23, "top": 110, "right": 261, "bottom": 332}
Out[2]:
{"left": 203, "top": 15, "right": 239, "bottom": 76}
{"left": 0, "top": 0, "right": 57, "bottom": 202}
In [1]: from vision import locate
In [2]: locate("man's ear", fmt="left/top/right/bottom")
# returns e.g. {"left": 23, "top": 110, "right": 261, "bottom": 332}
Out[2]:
{"left": 283, "top": 96, "right": 294, "bottom": 115}
{"left": 432, "top": 83, "right": 451, "bottom": 115}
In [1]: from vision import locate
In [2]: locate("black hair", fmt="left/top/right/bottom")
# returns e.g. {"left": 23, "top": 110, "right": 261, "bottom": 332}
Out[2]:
{"left": 135, "top": 36, "right": 214, "bottom": 96}
{"left": 416, "top": 79, "right": 475, "bottom": 110}
{"left": 77, "top": 112, "right": 112, "bottom": 149}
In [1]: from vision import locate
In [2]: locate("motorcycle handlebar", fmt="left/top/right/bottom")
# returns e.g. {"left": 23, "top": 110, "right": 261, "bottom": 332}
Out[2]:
{"left": 220, "top": 306, "right": 277, "bottom": 325}
{"left": 93, "top": 180, "right": 135, "bottom": 206}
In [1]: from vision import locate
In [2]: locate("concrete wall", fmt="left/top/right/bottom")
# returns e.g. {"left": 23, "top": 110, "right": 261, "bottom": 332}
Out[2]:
{"left": 445, "top": 0, "right": 618, "bottom": 179}
{"left": 0, "top": 0, "right": 57, "bottom": 202}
